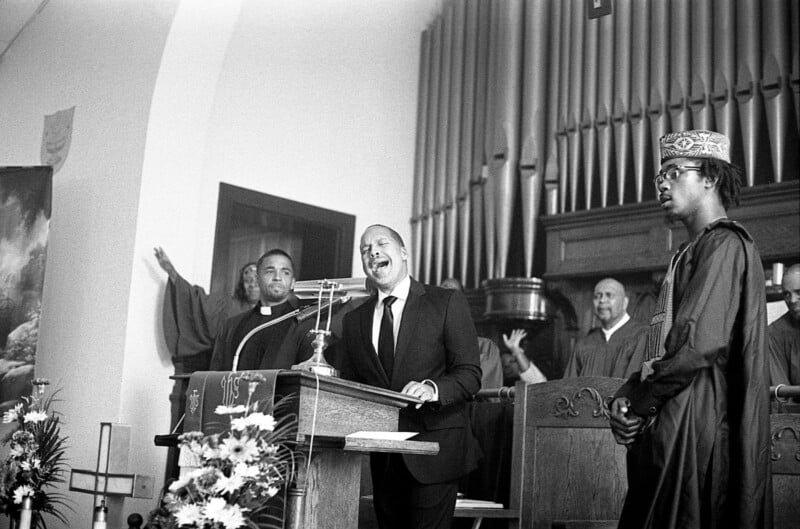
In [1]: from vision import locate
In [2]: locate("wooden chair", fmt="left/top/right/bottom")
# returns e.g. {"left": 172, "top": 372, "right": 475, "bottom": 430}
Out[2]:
{"left": 770, "top": 413, "right": 800, "bottom": 529}
{"left": 508, "top": 377, "right": 627, "bottom": 529}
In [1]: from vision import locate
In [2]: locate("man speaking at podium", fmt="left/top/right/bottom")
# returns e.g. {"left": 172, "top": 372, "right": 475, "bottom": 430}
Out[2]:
{"left": 209, "top": 249, "right": 305, "bottom": 371}
{"left": 336, "top": 224, "right": 482, "bottom": 529}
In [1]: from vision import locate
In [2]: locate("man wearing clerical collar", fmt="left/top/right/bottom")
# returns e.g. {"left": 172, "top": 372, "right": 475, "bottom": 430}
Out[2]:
{"left": 609, "top": 130, "right": 771, "bottom": 528}
{"left": 209, "top": 249, "right": 303, "bottom": 371}
{"left": 769, "top": 263, "right": 800, "bottom": 400}
{"left": 564, "top": 278, "right": 647, "bottom": 379}
{"left": 337, "top": 224, "right": 481, "bottom": 529}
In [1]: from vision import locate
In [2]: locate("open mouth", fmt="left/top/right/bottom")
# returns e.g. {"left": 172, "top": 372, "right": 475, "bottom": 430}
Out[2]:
{"left": 371, "top": 259, "right": 389, "bottom": 273}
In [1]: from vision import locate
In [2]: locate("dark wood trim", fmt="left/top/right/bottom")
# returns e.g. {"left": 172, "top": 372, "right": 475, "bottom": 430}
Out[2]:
{"left": 210, "top": 182, "right": 355, "bottom": 294}
{"left": 542, "top": 181, "right": 800, "bottom": 279}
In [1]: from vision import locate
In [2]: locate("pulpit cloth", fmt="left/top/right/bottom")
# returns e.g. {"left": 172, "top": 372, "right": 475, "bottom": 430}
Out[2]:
{"left": 183, "top": 370, "right": 281, "bottom": 435}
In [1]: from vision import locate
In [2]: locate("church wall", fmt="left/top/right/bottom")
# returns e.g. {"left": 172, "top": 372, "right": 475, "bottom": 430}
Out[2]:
{"left": 2, "top": 0, "right": 438, "bottom": 526}
{"left": 0, "top": 0, "right": 178, "bottom": 527}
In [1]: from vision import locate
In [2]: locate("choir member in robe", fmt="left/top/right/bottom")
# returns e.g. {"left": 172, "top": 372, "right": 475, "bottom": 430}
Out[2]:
{"left": 609, "top": 130, "right": 771, "bottom": 529}
{"left": 769, "top": 263, "right": 800, "bottom": 400}
{"left": 156, "top": 246, "right": 260, "bottom": 373}
{"left": 563, "top": 278, "right": 647, "bottom": 379}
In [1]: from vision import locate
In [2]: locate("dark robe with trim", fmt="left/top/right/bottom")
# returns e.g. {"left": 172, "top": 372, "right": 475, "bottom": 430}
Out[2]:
{"left": 563, "top": 318, "right": 647, "bottom": 379}
{"left": 162, "top": 274, "right": 251, "bottom": 373}
{"left": 615, "top": 219, "right": 772, "bottom": 529}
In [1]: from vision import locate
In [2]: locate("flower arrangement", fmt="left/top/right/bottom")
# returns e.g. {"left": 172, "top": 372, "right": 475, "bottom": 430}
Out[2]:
{"left": 149, "top": 373, "right": 302, "bottom": 529}
{"left": 0, "top": 378, "right": 70, "bottom": 528}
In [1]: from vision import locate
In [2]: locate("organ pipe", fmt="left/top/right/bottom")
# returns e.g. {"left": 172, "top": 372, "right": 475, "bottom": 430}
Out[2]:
{"left": 762, "top": 0, "right": 792, "bottom": 182}
{"left": 668, "top": 0, "right": 691, "bottom": 132}
{"left": 649, "top": 0, "right": 670, "bottom": 179}
{"left": 410, "top": 30, "right": 431, "bottom": 280}
{"left": 596, "top": 9, "right": 614, "bottom": 209}
{"left": 611, "top": 0, "right": 632, "bottom": 206}
{"left": 413, "top": 0, "right": 798, "bottom": 288}
{"left": 736, "top": 0, "right": 762, "bottom": 186}
{"left": 689, "top": 0, "right": 713, "bottom": 130}
{"left": 422, "top": 17, "right": 442, "bottom": 284}
{"left": 543, "top": 0, "right": 563, "bottom": 215}
{"left": 567, "top": 0, "right": 584, "bottom": 213}
{"left": 581, "top": 13, "right": 599, "bottom": 211}
{"left": 445, "top": 0, "right": 466, "bottom": 280}
{"left": 458, "top": 0, "right": 480, "bottom": 285}
{"left": 520, "top": 0, "right": 549, "bottom": 277}
{"left": 434, "top": 5, "right": 453, "bottom": 285}
{"left": 711, "top": 0, "right": 738, "bottom": 152}
{"left": 630, "top": 0, "right": 650, "bottom": 203}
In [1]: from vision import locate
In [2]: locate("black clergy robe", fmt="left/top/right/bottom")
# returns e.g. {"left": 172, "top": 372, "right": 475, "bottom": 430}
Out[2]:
{"left": 768, "top": 312, "right": 800, "bottom": 399}
{"left": 769, "top": 311, "right": 800, "bottom": 384}
{"left": 563, "top": 318, "right": 647, "bottom": 379}
{"left": 615, "top": 219, "right": 772, "bottom": 529}
{"left": 209, "top": 297, "right": 309, "bottom": 372}
{"left": 162, "top": 274, "right": 252, "bottom": 373}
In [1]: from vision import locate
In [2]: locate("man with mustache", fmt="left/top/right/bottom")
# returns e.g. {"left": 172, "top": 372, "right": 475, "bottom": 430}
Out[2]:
{"left": 564, "top": 277, "right": 647, "bottom": 379}
{"left": 608, "top": 130, "right": 771, "bottom": 528}
{"left": 769, "top": 263, "right": 800, "bottom": 401}
{"left": 337, "top": 224, "right": 481, "bottom": 529}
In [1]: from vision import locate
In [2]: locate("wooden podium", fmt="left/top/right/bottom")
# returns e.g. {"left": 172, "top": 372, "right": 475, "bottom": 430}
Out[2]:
{"left": 163, "top": 370, "right": 438, "bottom": 529}
{"left": 274, "top": 371, "right": 439, "bottom": 529}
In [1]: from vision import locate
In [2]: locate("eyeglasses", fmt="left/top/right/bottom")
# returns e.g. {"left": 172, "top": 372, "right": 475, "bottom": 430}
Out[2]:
{"left": 654, "top": 165, "right": 702, "bottom": 184}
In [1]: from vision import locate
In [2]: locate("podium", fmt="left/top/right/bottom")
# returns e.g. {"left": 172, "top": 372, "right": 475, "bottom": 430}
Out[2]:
{"left": 274, "top": 371, "right": 438, "bottom": 529}
{"left": 162, "top": 370, "right": 438, "bottom": 529}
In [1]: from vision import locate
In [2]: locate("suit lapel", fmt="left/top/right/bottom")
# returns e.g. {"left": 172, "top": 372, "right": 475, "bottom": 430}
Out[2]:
{"left": 393, "top": 279, "right": 424, "bottom": 377}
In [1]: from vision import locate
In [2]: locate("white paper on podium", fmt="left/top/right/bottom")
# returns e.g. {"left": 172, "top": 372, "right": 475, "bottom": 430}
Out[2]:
{"left": 346, "top": 431, "right": 417, "bottom": 441}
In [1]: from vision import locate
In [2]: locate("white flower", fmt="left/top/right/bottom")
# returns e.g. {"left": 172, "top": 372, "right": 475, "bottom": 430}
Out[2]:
{"left": 265, "top": 485, "right": 280, "bottom": 498}
{"left": 217, "top": 503, "right": 248, "bottom": 529}
{"left": 2, "top": 403, "right": 22, "bottom": 423}
{"left": 20, "top": 458, "right": 41, "bottom": 471}
{"left": 245, "top": 412, "right": 276, "bottom": 431}
{"left": 23, "top": 410, "right": 48, "bottom": 423}
{"left": 203, "top": 497, "right": 229, "bottom": 521}
{"left": 174, "top": 503, "right": 205, "bottom": 526}
{"left": 232, "top": 462, "right": 259, "bottom": 479}
{"left": 215, "top": 405, "right": 247, "bottom": 416}
{"left": 168, "top": 476, "right": 190, "bottom": 492}
{"left": 214, "top": 473, "right": 245, "bottom": 494}
{"left": 220, "top": 436, "right": 259, "bottom": 463}
{"left": 13, "top": 485, "right": 34, "bottom": 504}
{"left": 230, "top": 416, "right": 248, "bottom": 432}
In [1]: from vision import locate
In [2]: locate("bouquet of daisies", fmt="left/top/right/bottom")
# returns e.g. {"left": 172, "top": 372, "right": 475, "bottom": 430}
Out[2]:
{"left": 0, "top": 378, "right": 70, "bottom": 528}
{"left": 155, "top": 374, "right": 302, "bottom": 529}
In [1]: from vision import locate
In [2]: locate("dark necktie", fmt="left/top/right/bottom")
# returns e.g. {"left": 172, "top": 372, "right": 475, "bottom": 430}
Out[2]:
{"left": 378, "top": 296, "right": 398, "bottom": 378}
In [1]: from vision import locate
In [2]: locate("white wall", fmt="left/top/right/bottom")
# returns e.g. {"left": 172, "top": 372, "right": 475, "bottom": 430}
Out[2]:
{"left": 0, "top": 0, "right": 436, "bottom": 526}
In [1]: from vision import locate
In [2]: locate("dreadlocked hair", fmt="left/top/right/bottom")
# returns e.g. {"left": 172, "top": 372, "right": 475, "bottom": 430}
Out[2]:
{"left": 700, "top": 158, "right": 742, "bottom": 210}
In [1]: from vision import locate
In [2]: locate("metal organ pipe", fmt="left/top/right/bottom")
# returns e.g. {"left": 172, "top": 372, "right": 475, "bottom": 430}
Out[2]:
{"left": 411, "top": 0, "right": 798, "bottom": 288}
{"left": 410, "top": 30, "right": 431, "bottom": 281}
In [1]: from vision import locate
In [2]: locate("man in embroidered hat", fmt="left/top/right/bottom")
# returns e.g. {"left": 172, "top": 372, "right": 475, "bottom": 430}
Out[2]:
{"left": 609, "top": 130, "right": 772, "bottom": 528}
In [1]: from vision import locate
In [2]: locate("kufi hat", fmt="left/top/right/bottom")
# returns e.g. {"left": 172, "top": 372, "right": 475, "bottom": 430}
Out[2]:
{"left": 659, "top": 130, "right": 730, "bottom": 164}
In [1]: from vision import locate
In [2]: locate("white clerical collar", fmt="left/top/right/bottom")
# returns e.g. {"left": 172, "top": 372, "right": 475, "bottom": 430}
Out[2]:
{"left": 377, "top": 275, "right": 411, "bottom": 304}
{"left": 602, "top": 313, "right": 630, "bottom": 341}
{"left": 260, "top": 305, "right": 272, "bottom": 315}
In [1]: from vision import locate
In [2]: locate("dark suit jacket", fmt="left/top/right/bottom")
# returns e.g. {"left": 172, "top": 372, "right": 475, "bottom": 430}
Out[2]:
{"left": 336, "top": 278, "right": 482, "bottom": 484}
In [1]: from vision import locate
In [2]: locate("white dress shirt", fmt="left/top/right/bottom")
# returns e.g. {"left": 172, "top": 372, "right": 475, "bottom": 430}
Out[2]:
{"left": 371, "top": 275, "right": 411, "bottom": 354}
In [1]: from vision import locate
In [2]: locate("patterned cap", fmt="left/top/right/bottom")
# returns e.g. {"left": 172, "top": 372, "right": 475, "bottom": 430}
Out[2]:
{"left": 659, "top": 130, "right": 730, "bottom": 164}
